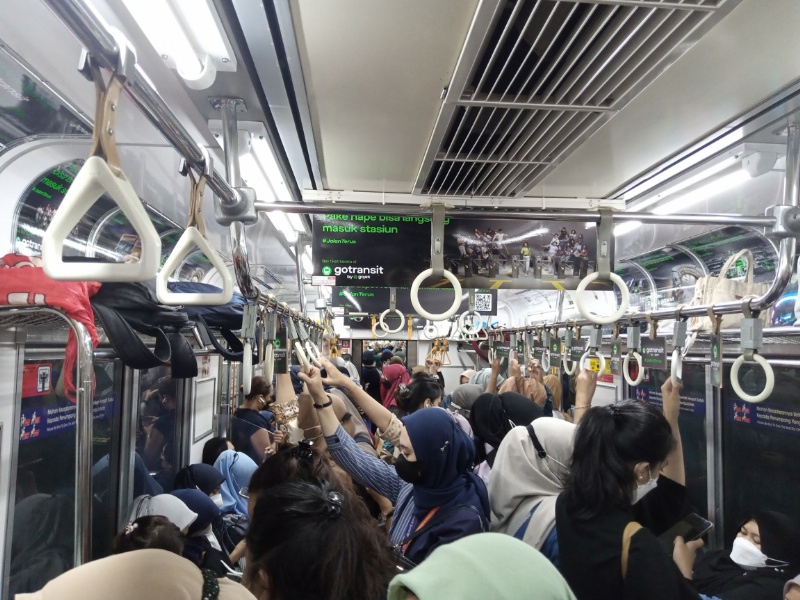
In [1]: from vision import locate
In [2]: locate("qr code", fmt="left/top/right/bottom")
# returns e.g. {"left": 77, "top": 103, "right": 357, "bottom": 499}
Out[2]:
{"left": 474, "top": 293, "right": 493, "bottom": 312}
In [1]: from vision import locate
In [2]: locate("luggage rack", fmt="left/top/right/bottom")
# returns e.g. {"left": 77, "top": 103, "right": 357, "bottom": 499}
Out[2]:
{"left": 0, "top": 305, "right": 94, "bottom": 567}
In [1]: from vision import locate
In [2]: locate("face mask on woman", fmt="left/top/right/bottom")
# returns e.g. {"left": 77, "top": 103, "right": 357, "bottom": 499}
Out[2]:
{"left": 631, "top": 465, "right": 658, "bottom": 504}
{"left": 395, "top": 455, "right": 425, "bottom": 485}
{"left": 729, "top": 536, "right": 788, "bottom": 569}
{"left": 211, "top": 493, "right": 224, "bottom": 508}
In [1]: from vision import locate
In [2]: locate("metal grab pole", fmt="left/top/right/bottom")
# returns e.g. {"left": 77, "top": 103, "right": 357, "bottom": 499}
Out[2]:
{"left": 72, "top": 319, "right": 94, "bottom": 566}
{"left": 220, "top": 100, "right": 258, "bottom": 300}
{"left": 253, "top": 201, "right": 776, "bottom": 227}
{"left": 42, "top": 0, "right": 241, "bottom": 208}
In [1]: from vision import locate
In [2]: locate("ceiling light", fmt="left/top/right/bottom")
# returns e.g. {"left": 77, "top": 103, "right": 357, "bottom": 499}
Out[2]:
{"left": 251, "top": 137, "right": 292, "bottom": 203}
{"left": 122, "top": 0, "right": 234, "bottom": 89}
{"left": 288, "top": 213, "right": 307, "bottom": 234}
{"left": 267, "top": 211, "right": 298, "bottom": 243}
{"left": 614, "top": 222, "right": 641, "bottom": 237}
{"left": 651, "top": 170, "right": 751, "bottom": 215}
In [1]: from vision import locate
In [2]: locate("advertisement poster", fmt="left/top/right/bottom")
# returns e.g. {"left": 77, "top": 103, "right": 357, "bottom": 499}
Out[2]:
{"left": 681, "top": 226, "right": 777, "bottom": 283}
{"left": 727, "top": 401, "right": 800, "bottom": 437}
{"left": 313, "top": 212, "right": 601, "bottom": 291}
{"left": 629, "top": 247, "right": 704, "bottom": 310}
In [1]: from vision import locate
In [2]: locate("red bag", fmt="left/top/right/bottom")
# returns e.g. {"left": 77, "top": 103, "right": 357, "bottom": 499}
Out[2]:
{"left": 0, "top": 254, "right": 100, "bottom": 401}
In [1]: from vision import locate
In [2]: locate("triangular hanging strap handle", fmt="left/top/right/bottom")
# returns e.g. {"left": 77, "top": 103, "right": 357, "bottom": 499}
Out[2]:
{"left": 156, "top": 148, "right": 233, "bottom": 305}
{"left": 42, "top": 58, "right": 161, "bottom": 282}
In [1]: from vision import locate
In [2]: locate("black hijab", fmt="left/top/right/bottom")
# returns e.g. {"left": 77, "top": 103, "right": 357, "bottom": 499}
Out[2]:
{"left": 173, "top": 464, "right": 225, "bottom": 496}
{"left": 469, "top": 392, "right": 543, "bottom": 466}
{"left": 693, "top": 511, "right": 800, "bottom": 598}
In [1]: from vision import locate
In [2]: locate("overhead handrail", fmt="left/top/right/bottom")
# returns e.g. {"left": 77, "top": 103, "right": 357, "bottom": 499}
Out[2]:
{"left": 410, "top": 204, "right": 462, "bottom": 321}
{"left": 562, "top": 324, "right": 578, "bottom": 375}
{"left": 156, "top": 149, "right": 234, "bottom": 305}
{"left": 574, "top": 209, "right": 630, "bottom": 325}
{"left": 380, "top": 287, "right": 405, "bottom": 334}
{"left": 622, "top": 320, "right": 645, "bottom": 387}
{"left": 458, "top": 290, "right": 484, "bottom": 339}
{"left": 43, "top": 51, "right": 161, "bottom": 282}
{"left": 580, "top": 325, "right": 607, "bottom": 374}
{"left": 730, "top": 302, "right": 775, "bottom": 403}
{"left": 240, "top": 303, "right": 258, "bottom": 395}
{"left": 670, "top": 310, "right": 689, "bottom": 385}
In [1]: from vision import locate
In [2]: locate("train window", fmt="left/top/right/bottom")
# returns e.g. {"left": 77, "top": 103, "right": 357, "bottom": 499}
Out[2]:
{"left": 136, "top": 366, "right": 181, "bottom": 494}
{"left": 722, "top": 364, "right": 800, "bottom": 545}
{"left": 9, "top": 356, "right": 122, "bottom": 595}
{"left": 633, "top": 363, "right": 708, "bottom": 520}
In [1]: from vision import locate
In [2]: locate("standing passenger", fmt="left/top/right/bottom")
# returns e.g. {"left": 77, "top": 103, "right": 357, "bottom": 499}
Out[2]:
{"left": 232, "top": 376, "right": 274, "bottom": 464}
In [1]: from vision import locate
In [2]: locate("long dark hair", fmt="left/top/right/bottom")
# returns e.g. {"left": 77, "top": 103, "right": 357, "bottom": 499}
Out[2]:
{"left": 563, "top": 400, "right": 674, "bottom": 519}
{"left": 247, "top": 480, "right": 394, "bottom": 600}
{"left": 201, "top": 436, "right": 231, "bottom": 466}
{"left": 395, "top": 374, "right": 442, "bottom": 414}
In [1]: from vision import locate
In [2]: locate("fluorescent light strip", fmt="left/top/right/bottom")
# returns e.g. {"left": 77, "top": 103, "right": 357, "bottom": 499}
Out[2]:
{"left": 652, "top": 170, "right": 751, "bottom": 215}
{"left": 268, "top": 211, "right": 298, "bottom": 243}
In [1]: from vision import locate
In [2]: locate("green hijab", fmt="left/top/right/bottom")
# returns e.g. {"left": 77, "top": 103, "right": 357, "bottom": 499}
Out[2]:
{"left": 387, "top": 533, "right": 576, "bottom": 600}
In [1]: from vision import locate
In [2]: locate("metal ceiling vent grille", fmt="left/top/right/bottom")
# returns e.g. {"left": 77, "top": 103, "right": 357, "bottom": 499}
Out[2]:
{"left": 416, "top": 0, "right": 739, "bottom": 198}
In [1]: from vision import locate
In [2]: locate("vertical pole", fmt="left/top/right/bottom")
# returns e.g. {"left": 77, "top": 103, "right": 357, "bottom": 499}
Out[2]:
{"left": 295, "top": 238, "right": 307, "bottom": 316}
{"left": 73, "top": 320, "right": 94, "bottom": 565}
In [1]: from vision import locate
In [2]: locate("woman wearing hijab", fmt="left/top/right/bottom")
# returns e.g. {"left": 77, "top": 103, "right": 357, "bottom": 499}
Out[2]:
{"left": 388, "top": 533, "right": 576, "bottom": 600}
{"left": 173, "top": 463, "right": 226, "bottom": 503}
{"left": 543, "top": 374, "right": 571, "bottom": 421}
{"left": 459, "top": 369, "right": 477, "bottom": 385}
{"left": 301, "top": 365, "right": 489, "bottom": 566}
{"left": 171, "top": 489, "right": 233, "bottom": 577}
{"left": 469, "top": 367, "right": 505, "bottom": 391}
{"left": 490, "top": 419, "right": 576, "bottom": 565}
{"left": 381, "top": 362, "right": 411, "bottom": 410}
{"left": 213, "top": 450, "right": 258, "bottom": 518}
{"left": 470, "top": 391, "right": 544, "bottom": 485}
{"left": 128, "top": 493, "right": 198, "bottom": 533}
{"left": 450, "top": 383, "right": 483, "bottom": 419}
{"left": 15, "top": 549, "right": 256, "bottom": 600}
{"left": 689, "top": 511, "right": 800, "bottom": 600}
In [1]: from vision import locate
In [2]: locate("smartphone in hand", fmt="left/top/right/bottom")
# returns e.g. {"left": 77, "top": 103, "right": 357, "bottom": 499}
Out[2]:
{"left": 658, "top": 513, "right": 713, "bottom": 553}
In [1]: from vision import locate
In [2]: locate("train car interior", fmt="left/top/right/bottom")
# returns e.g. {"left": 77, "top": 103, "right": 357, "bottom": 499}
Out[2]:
{"left": 2, "top": 0, "right": 800, "bottom": 598}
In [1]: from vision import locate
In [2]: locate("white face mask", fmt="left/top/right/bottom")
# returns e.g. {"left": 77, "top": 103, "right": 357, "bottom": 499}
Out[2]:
{"left": 211, "top": 493, "right": 224, "bottom": 508}
{"left": 729, "top": 536, "right": 788, "bottom": 569}
{"left": 631, "top": 466, "right": 659, "bottom": 504}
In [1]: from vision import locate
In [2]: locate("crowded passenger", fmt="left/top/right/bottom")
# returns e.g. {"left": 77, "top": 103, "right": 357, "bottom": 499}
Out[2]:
{"left": 232, "top": 376, "right": 274, "bottom": 464}
{"left": 300, "top": 364, "right": 489, "bottom": 566}
{"left": 202, "top": 436, "right": 235, "bottom": 466}
{"left": 173, "top": 463, "right": 226, "bottom": 505}
{"left": 388, "top": 533, "right": 577, "bottom": 600}
{"left": 361, "top": 351, "right": 383, "bottom": 404}
{"left": 171, "top": 488, "right": 233, "bottom": 577}
{"left": 142, "top": 377, "right": 178, "bottom": 471}
{"left": 381, "top": 362, "right": 411, "bottom": 411}
{"left": 111, "top": 515, "right": 184, "bottom": 556}
{"left": 128, "top": 493, "right": 198, "bottom": 534}
{"left": 214, "top": 450, "right": 258, "bottom": 518}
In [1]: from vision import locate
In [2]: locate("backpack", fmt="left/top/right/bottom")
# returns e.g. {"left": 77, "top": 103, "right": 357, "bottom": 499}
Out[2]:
{"left": 90, "top": 281, "right": 197, "bottom": 378}
{"left": 214, "top": 510, "right": 249, "bottom": 556}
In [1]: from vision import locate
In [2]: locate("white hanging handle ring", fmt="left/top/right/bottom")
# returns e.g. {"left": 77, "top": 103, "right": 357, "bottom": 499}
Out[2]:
{"left": 293, "top": 340, "right": 311, "bottom": 372}
{"left": 372, "top": 320, "right": 389, "bottom": 339}
{"left": 623, "top": 351, "right": 645, "bottom": 386}
{"left": 379, "top": 308, "right": 405, "bottom": 334}
{"left": 423, "top": 321, "right": 438, "bottom": 340}
{"left": 562, "top": 353, "right": 578, "bottom": 376}
{"left": 580, "top": 350, "right": 606, "bottom": 375}
{"left": 730, "top": 353, "right": 774, "bottom": 403}
{"left": 242, "top": 342, "right": 253, "bottom": 395}
{"left": 574, "top": 272, "right": 631, "bottom": 325}
{"left": 541, "top": 349, "right": 551, "bottom": 372}
{"left": 670, "top": 348, "right": 683, "bottom": 385}
{"left": 410, "top": 269, "right": 462, "bottom": 321}
{"left": 459, "top": 310, "right": 483, "bottom": 336}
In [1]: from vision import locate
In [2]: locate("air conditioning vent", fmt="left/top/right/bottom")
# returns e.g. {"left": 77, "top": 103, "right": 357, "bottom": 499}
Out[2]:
{"left": 417, "top": 0, "right": 737, "bottom": 198}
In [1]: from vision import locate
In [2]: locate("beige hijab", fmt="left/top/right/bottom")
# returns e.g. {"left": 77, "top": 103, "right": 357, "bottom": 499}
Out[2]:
{"left": 490, "top": 418, "right": 576, "bottom": 551}
{"left": 499, "top": 375, "right": 548, "bottom": 406}
{"left": 16, "top": 548, "right": 255, "bottom": 600}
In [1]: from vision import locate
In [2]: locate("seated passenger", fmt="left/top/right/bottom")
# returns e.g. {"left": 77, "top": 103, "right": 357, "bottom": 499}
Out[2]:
{"left": 15, "top": 548, "right": 256, "bottom": 600}
{"left": 301, "top": 365, "right": 490, "bottom": 566}
{"left": 245, "top": 480, "right": 394, "bottom": 600}
{"left": 171, "top": 489, "right": 233, "bottom": 577}
{"left": 202, "top": 436, "right": 234, "bottom": 466}
{"left": 232, "top": 376, "right": 274, "bottom": 464}
{"left": 9, "top": 493, "right": 73, "bottom": 597}
{"left": 214, "top": 449, "right": 258, "bottom": 518}
{"left": 173, "top": 463, "right": 226, "bottom": 506}
{"left": 388, "top": 532, "right": 576, "bottom": 600}
{"left": 128, "top": 493, "right": 197, "bottom": 534}
{"left": 490, "top": 418, "right": 576, "bottom": 565}
{"left": 555, "top": 401, "right": 701, "bottom": 600}
{"left": 690, "top": 511, "right": 800, "bottom": 600}
{"left": 112, "top": 515, "right": 184, "bottom": 555}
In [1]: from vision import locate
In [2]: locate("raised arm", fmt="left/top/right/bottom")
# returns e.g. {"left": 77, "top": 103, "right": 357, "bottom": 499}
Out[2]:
{"left": 274, "top": 372, "right": 297, "bottom": 404}
{"left": 299, "top": 366, "right": 403, "bottom": 502}
{"left": 485, "top": 357, "right": 501, "bottom": 394}
{"left": 317, "top": 356, "right": 393, "bottom": 433}
{"left": 572, "top": 369, "right": 597, "bottom": 426}
{"left": 660, "top": 378, "right": 686, "bottom": 486}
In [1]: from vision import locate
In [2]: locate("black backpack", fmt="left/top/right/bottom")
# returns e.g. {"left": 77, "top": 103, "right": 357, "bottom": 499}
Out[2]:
{"left": 214, "top": 510, "right": 249, "bottom": 556}
{"left": 90, "top": 281, "right": 197, "bottom": 378}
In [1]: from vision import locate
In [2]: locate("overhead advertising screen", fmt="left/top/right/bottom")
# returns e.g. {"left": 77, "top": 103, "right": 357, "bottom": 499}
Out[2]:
{"left": 312, "top": 212, "right": 600, "bottom": 290}
{"left": 679, "top": 226, "right": 777, "bottom": 283}
{"left": 628, "top": 246, "right": 704, "bottom": 312}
